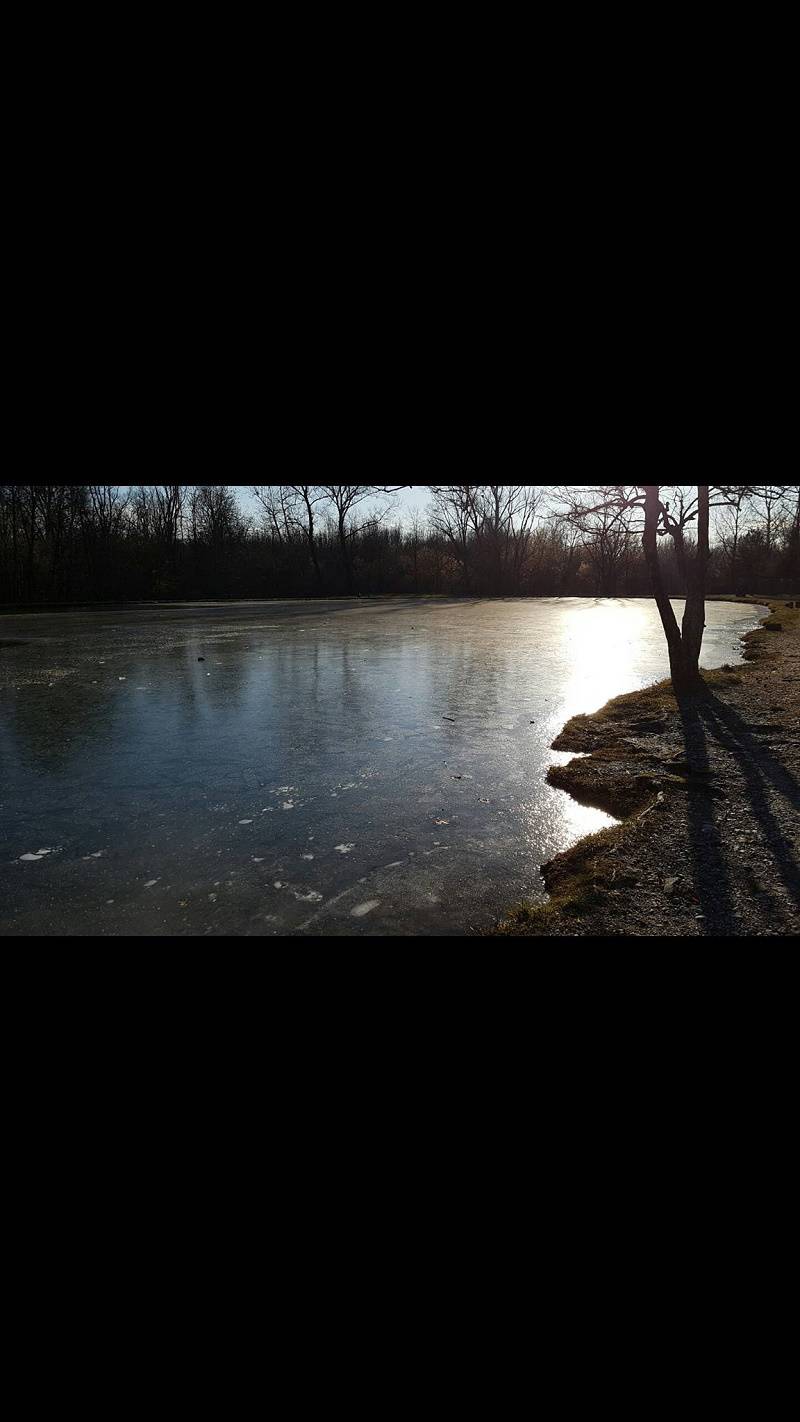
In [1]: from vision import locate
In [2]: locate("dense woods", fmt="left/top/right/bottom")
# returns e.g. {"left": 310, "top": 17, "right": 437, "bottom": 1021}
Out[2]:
{"left": 1, "top": 483, "right": 798, "bottom": 605}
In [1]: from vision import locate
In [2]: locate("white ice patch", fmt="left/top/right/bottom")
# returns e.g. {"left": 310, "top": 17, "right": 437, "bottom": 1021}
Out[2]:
{"left": 282, "top": 802, "right": 294, "bottom": 810}
{"left": 144, "top": 879, "right": 160, "bottom": 888}
{"left": 253, "top": 857, "right": 265, "bottom": 863}
{"left": 302, "top": 854, "right": 314, "bottom": 860}
{"left": 351, "top": 900, "right": 380, "bottom": 918}
{"left": 334, "top": 844, "right": 356, "bottom": 854}
{"left": 82, "top": 851, "right": 104, "bottom": 859}
{"left": 19, "top": 847, "right": 56, "bottom": 862}
{"left": 274, "top": 881, "right": 283, "bottom": 889}
{"left": 239, "top": 819, "right": 253, "bottom": 825}
{"left": 293, "top": 890, "right": 323, "bottom": 904}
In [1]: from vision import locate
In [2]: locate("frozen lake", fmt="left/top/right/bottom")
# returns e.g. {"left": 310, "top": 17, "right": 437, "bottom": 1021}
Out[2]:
{"left": 0, "top": 597, "right": 767, "bottom": 936}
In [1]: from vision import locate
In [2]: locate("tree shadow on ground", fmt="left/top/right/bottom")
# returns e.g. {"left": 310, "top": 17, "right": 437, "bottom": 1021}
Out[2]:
{"left": 677, "top": 684, "right": 800, "bottom": 936}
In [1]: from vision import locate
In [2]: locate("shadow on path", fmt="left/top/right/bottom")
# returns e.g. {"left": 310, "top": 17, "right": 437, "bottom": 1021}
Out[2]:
{"left": 677, "top": 684, "right": 800, "bottom": 935}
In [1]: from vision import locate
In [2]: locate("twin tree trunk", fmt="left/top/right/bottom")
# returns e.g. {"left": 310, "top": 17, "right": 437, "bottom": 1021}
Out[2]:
{"left": 642, "top": 485, "right": 710, "bottom": 689}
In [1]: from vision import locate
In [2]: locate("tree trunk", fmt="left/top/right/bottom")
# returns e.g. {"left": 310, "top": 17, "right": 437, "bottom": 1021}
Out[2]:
{"left": 302, "top": 496, "right": 322, "bottom": 589}
{"left": 11, "top": 485, "right": 19, "bottom": 599}
{"left": 680, "top": 486, "right": 710, "bottom": 682}
{"left": 642, "top": 487, "right": 688, "bottom": 684}
{"left": 339, "top": 519, "right": 354, "bottom": 593}
{"left": 24, "top": 487, "right": 37, "bottom": 601}
{"left": 641, "top": 485, "right": 712, "bottom": 687}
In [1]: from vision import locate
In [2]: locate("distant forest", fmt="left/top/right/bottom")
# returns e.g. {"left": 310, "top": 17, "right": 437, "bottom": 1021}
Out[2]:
{"left": 1, "top": 484, "right": 798, "bottom": 605}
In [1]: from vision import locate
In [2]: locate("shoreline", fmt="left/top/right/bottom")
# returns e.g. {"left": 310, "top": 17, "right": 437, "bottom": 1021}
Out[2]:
{"left": 495, "top": 595, "right": 800, "bottom": 937}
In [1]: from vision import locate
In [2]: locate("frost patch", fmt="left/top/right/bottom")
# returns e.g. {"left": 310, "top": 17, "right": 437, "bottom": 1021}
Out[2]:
{"left": 351, "top": 900, "right": 380, "bottom": 918}
{"left": 293, "top": 890, "right": 323, "bottom": 904}
{"left": 19, "top": 847, "right": 59, "bottom": 863}
{"left": 334, "top": 844, "right": 356, "bottom": 854}
{"left": 282, "top": 802, "right": 295, "bottom": 810}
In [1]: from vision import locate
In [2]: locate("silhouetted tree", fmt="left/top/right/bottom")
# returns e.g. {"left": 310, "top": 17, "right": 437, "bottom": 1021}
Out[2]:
{"left": 559, "top": 486, "right": 757, "bottom": 686}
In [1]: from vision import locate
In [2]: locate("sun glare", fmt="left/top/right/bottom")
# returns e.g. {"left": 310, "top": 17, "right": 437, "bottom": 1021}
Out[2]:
{"left": 557, "top": 600, "right": 649, "bottom": 724}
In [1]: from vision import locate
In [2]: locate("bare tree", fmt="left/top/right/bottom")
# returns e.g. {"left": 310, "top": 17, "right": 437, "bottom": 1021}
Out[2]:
{"left": 318, "top": 486, "right": 406, "bottom": 592}
{"left": 560, "top": 486, "right": 750, "bottom": 687}
{"left": 715, "top": 487, "right": 750, "bottom": 591}
{"left": 253, "top": 486, "right": 327, "bottom": 588}
{"left": 427, "top": 485, "right": 542, "bottom": 594}
{"left": 787, "top": 487, "right": 800, "bottom": 579}
{"left": 479, "top": 486, "right": 542, "bottom": 592}
{"left": 748, "top": 485, "right": 790, "bottom": 557}
{"left": 50, "top": 486, "right": 87, "bottom": 597}
{"left": 552, "top": 486, "right": 637, "bottom": 597}
{"left": 252, "top": 486, "right": 297, "bottom": 545}
{"left": 78, "top": 487, "right": 131, "bottom": 597}
{"left": 193, "top": 486, "right": 247, "bottom": 550}
{"left": 427, "top": 486, "right": 485, "bottom": 592}
{"left": 407, "top": 513, "right": 424, "bottom": 593}
{"left": 147, "top": 486, "right": 187, "bottom": 565}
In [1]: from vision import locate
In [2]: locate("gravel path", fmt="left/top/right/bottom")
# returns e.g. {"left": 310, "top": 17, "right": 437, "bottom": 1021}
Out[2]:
{"left": 497, "top": 600, "right": 800, "bottom": 938}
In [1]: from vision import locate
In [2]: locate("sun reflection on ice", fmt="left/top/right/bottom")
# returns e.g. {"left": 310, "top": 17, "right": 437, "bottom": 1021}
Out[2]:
{"left": 529, "top": 602, "right": 647, "bottom": 866}
{"left": 520, "top": 774, "right": 617, "bottom": 875}
{"left": 557, "top": 600, "right": 651, "bottom": 725}
{"left": 559, "top": 790, "right": 617, "bottom": 840}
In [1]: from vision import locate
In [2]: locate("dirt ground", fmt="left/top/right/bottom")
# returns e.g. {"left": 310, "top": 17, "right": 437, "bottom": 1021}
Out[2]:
{"left": 496, "top": 598, "right": 800, "bottom": 938}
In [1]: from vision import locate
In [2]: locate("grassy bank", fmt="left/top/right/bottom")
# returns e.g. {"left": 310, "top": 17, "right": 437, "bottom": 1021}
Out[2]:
{"left": 496, "top": 595, "right": 800, "bottom": 937}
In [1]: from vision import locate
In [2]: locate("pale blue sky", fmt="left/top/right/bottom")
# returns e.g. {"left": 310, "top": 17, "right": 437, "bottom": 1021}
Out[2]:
{"left": 235, "top": 485, "right": 432, "bottom": 525}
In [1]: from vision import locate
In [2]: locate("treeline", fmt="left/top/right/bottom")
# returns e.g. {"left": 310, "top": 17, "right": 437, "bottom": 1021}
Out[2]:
{"left": 1, "top": 483, "right": 798, "bottom": 605}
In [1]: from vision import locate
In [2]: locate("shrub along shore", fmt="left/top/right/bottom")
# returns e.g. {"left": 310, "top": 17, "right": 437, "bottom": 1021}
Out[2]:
{"left": 496, "top": 597, "right": 800, "bottom": 938}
